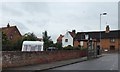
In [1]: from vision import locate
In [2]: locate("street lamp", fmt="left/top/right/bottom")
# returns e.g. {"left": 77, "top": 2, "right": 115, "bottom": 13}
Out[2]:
{"left": 100, "top": 12, "right": 107, "bottom": 53}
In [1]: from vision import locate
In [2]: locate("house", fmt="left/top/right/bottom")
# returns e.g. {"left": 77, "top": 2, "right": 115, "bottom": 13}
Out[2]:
{"left": 57, "top": 30, "right": 76, "bottom": 47}
{"left": 57, "top": 34, "right": 64, "bottom": 43}
{"left": 74, "top": 25, "right": 120, "bottom": 51}
{"left": 1, "top": 23, "right": 22, "bottom": 44}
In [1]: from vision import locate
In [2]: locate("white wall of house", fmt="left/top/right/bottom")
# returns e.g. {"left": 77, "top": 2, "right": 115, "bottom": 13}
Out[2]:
{"left": 62, "top": 31, "right": 73, "bottom": 47}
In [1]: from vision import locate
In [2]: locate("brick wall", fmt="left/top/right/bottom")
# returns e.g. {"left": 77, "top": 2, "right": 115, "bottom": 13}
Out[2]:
{"left": 101, "top": 39, "right": 119, "bottom": 51}
{"left": 74, "top": 39, "right": 119, "bottom": 51}
{"left": 2, "top": 50, "right": 87, "bottom": 68}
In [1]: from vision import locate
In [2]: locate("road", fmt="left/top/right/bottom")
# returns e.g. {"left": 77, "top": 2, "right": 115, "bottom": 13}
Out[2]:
{"left": 51, "top": 53, "right": 118, "bottom": 70}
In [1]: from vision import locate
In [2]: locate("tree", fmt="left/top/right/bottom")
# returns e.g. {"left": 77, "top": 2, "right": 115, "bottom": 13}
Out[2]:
{"left": 2, "top": 32, "right": 38, "bottom": 51}
{"left": 55, "top": 43, "right": 62, "bottom": 50}
{"left": 12, "top": 38, "right": 23, "bottom": 51}
{"left": 13, "top": 32, "right": 38, "bottom": 51}
{"left": 2, "top": 32, "right": 9, "bottom": 45}
{"left": 23, "top": 32, "right": 38, "bottom": 41}
{"left": 42, "top": 31, "right": 53, "bottom": 50}
{"left": 2, "top": 32, "right": 11, "bottom": 51}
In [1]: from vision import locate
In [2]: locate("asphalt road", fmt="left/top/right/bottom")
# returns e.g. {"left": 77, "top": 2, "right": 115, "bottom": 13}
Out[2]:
{"left": 51, "top": 53, "right": 118, "bottom": 70}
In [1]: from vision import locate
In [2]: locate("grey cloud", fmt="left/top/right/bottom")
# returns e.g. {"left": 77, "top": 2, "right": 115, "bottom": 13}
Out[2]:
{"left": 0, "top": 2, "right": 118, "bottom": 42}
{"left": 21, "top": 2, "right": 50, "bottom": 15}
{"left": 1, "top": 3, "right": 25, "bottom": 16}
{"left": 10, "top": 19, "right": 30, "bottom": 34}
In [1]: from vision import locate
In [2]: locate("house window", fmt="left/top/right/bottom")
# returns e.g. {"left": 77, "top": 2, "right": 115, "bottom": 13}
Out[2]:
{"left": 110, "top": 38, "right": 115, "bottom": 43}
{"left": 85, "top": 34, "right": 89, "bottom": 40}
{"left": 65, "top": 39, "right": 68, "bottom": 42}
{"left": 110, "top": 45, "right": 115, "bottom": 50}
{"left": 80, "top": 41, "right": 83, "bottom": 46}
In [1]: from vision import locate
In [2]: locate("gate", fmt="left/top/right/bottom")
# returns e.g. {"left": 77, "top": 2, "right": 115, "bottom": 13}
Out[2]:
{"left": 87, "top": 39, "right": 97, "bottom": 59}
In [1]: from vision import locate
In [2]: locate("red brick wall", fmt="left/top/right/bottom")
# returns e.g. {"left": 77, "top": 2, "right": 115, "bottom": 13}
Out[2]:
{"left": 83, "top": 42, "right": 87, "bottom": 48}
{"left": 74, "top": 39, "right": 119, "bottom": 51}
{"left": 74, "top": 41, "right": 79, "bottom": 47}
{"left": 100, "top": 39, "right": 119, "bottom": 51}
{"left": 2, "top": 50, "right": 87, "bottom": 68}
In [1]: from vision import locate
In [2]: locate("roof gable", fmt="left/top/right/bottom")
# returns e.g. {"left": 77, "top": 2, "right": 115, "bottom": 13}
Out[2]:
{"left": 1, "top": 25, "right": 22, "bottom": 41}
{"left": 2, "top": 26, "right": 21, "bottom": 36}
{"left": 69, "top": 32, "right": 75, "bottom": 38}
{"left": 57, "top": 35, "right": 64, "bottom": 41}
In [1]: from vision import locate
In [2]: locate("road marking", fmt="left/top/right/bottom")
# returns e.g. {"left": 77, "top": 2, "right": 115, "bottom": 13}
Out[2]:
{"left": 110, "top": 63, "right": 116, "bottom": 70}
{"left": 110, "top": 68, "right": 113, "bottom": 70}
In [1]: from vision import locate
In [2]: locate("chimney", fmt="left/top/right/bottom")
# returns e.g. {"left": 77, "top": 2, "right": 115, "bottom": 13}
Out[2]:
{"left": 7, "top": 23, "right": 10, "bottom": 28}
{"left": 105, "top": 25, "right": 110, "bottom": 33}
{"left": 60, "top": 34, "right": 62, "bottom": 36}
{"left": 72, "top": 30, "right": 76, "bottom": 34}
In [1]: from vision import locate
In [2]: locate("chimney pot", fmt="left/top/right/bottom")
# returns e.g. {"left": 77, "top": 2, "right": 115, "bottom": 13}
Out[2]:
{"left": 7, "top": 23, "right": 10, "bottom": 28}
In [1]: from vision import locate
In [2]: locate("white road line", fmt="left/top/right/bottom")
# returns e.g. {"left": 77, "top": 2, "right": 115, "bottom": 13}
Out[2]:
{"left": 110, "top": 63, "right": 116, "bottom": 70}
{"left": 110, "top": 68, "right": 113, "bottom": 70}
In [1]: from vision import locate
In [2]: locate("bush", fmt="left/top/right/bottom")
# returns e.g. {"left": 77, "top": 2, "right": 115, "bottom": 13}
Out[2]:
{"left": 12, "top": 39, "right": 23, "bottom": 51}
{"left": 63, "top": 45, "right": 73, "bottom": 50}
{"left": 62, "top": 45, "right": 87, "bottom": 51}
{"left": 74, "top": 47, "right": 81, "bottom": 50}
{"left": 81, "top": 48, "right": 87, "bottom": 51}
{"left": 55, "top": 43, "right": 62, "bottom": 50}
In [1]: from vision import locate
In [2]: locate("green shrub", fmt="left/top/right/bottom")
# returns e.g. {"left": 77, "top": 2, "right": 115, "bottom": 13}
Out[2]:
{"left": 81, "top": 48, "right": 87, "bottom": 51}
{"left": 74, "top": 47, "right": 81, "bottom": 50}
{"left": 63, "top": 45, "right": 73, "bottom": 50}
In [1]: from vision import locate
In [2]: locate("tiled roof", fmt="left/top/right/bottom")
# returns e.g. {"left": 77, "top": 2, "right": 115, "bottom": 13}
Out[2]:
{"left": 1, "top": 25, "right": 22, "bottom": 40}
{"left": 75, "top": 30, "right": 120, "bottom": 41}
{"left": 2, "top": 26, "right": 21, "bottom": 36}
{"left": 69, "top": 31, "right": 76, "bottom": 38}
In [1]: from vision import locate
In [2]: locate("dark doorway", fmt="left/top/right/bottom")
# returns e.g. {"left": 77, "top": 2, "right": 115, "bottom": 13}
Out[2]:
{"left": 97, "top": 45, "right": 100, "bottom": 49}
{"left": 110, "top": 45, "right": 115, "bottom": 50}
{"left": 97, "top": 45, "right": 100, "bottom": 55}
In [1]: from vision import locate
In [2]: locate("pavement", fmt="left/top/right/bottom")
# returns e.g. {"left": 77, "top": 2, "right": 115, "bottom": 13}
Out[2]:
{"left": 51, "top": 53, "right": 118, "bottom": 70}
{"left": 3, "top": 54, "right": 102, "bottom": 71}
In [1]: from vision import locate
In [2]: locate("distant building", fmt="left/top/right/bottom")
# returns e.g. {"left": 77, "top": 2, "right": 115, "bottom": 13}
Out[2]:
{"left": 74, "top": 25, "right": 120, "bottom": 51}
{"left": 57, "top": 34, "right": 64, "bottom": 43}
{"left": 57, "top": 30, "right": 76, "bottom": 47}
{"left": 1, "top": 23, "right": 22, "bottom": 44}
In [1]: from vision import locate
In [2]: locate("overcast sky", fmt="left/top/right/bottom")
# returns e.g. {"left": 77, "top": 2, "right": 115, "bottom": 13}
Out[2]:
{"left": 0, "top": 0, "right": 119, "bottom": 43}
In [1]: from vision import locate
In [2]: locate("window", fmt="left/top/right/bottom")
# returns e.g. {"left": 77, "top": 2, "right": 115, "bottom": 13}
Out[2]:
{"left": 27, "top": 45, "right": 31, "bottom": 51}
{"left": 110, "top": 45, "right": 115, "bottom": 50}
{"left": 65, "top": 39, "right": 68, "bottom": 42}
{"left": 110, "top": 38, "right": 115, "bottom": 43}
{"left": 31, "top": 45, "right": 35, "bottom": 51}
{"left": 80, "top": 41, "right": 83, "bottom": 46}
{"left": 85, "top": 34, "right": 89, "bottom": 40}
{"left": 38, "top": 45, "right": 41, "bottom": 51}
{"left": 24, "top": 45, "right": 28, "bottom": 51}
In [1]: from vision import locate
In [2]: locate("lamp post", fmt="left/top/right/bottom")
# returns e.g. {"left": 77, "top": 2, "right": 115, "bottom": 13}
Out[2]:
{"left": 100, "top": 12, "right": 107, "bottom": 54}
